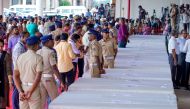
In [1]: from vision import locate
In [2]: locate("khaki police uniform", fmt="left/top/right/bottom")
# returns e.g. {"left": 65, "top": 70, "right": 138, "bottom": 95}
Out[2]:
{"left": 99, "top": 38, "right": 117, "bottom": 68}
{"left": 51, "top": 29, "right": 62, "bottom": 40}
{"left": 36, "top": 46, "right": 59, "bottom": 109}
{"left": 89, "top": 40, "right": 102, "bottom": 78}
{"left": 14, "top": 50, "right": 43, "bottom": 109}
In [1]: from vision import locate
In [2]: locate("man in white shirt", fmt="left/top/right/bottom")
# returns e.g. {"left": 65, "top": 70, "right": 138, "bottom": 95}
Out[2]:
{"left": 168, "top": 30, "right": 180, "bottom": 89}
{"left": 176, "top": 30, "right": 187, "bottom": 87}
{"left": 183, "top": 33, "right": 190, "bottom": 90}
{"left": 82, "top": 24, "right": 94, "bottom": 73}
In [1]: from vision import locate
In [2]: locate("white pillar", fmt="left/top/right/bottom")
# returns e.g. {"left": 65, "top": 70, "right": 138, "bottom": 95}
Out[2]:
{"left": 18, "top": 0, "right": 21, "bottom": 4}
{"left": 0, "top": 0, "right": 3, "bottom": 15}
{"left": 73, "top": 0, "right": 78, "bottom": 6}
{"left": 86, "top": 0, "right": 92, "bottom": 9}
{"left": 23, "top": 0, "right": 26, "bottom": 5}
{"left": 55, "top": 0, "right": 59, "bottom": 8}
{"left": 46, "top": 0, "right": 51, "bottom": 11}
{"left": 32, "top": 0, "right": 36, "bottom": 5}
{"left": 82, "top": 0, "right": 85, "bottom": 6}
{"left": 10, "top": 0, "right": 13, "bottom": 6}
{"left": 36, "top": 0, "right": 43, "bottom": 16}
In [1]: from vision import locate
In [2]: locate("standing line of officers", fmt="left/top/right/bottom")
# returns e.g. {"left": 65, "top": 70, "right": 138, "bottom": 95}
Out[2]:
{"left": 167, "top": 29, "right": 190, "bottom": 90}
{"left": 7, "top": 22, "right": 118, "bottom": 109}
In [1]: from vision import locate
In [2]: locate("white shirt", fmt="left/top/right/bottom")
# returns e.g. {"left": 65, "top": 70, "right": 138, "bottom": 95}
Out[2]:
{"left": 82, "top": 31, "right": 90, "bottom": 47}
{"left": 182, "top": 12, "right": 189, "bottom": 23}
{"left": 38, "top": 25, "right": 45, "bottom": 35}
{"left": 177, "top": 37, "right": 186, "bottom": 53}
{"left": 168, "top": 36, "right": 180, "bottom": 55}
{"left": 183, "top": 39, "right": 190, "bottom": 62}
{"left": 68, "top": 39, "right": 80, "bottom": 63}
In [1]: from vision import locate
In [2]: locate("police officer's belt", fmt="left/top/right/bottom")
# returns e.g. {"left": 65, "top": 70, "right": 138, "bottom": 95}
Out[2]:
{"left": 22, "top": 82, "right": 33, "bottom": 86}
{"left": 90, "top": 63, "right": 98, "bottom": 67}
{"left": 42, "top": 74, "right": 53, "bottom": 78}
{"left": 105, "top": 56, "right": 114, "bottom": 60}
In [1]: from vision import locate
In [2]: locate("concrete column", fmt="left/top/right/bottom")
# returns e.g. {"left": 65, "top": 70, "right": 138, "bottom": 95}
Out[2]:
{"left": 36, "top": 0, "right": 43, "bottom": 16}
{"left": 86, "top": 0, "right": 92, "bottom": 9}
{"left": 23, "top": 0, "right": 26, "bottom": 5}
{"left": 115, "top": 0, "right": 129, "bottom": 18}
{"left": 73, "top": 0, "right": 77, "bottom": 6}
{"left": 46, "top": 0, "right": 51, "bottom": 11}
{"left": 32, "top": 0, "right": 36, "bottom": 5}
{"left": 10, "top": 0, "right": 13, "bottom": 6}
{"left": 82, "top": 0, "right": 85, "bottom": 6}
{"left": 18, "top": 0, "right": 21, "bottom": 4}
{"left": 55, "top": 0, "right": 59, "bottom": 8}
{"left": 51, "top": 0, "right": 54, "bottom": 9}
{"left": 0, "top": 0, "right": 3, "bottom": 15}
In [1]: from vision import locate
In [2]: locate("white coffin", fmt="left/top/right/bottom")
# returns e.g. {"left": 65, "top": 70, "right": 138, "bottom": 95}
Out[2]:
{"left": 103, "top": 69, "right": 171, "bottom": 81}
{"left": 69, "top": 78, "right": 174, "bottom": 94}
{"left": 49, "top": 91, "right": 177, "bottom": 109}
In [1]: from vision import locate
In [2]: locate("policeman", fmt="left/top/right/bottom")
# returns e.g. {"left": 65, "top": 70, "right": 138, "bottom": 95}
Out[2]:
{"left": 88, "top": 30, "right": 102, "bottom": 78}
{"left": 51, "top": 21, "right": 63, "bottom": 41}
{"left": 37, "top": 35, "right": 64, "bottom": 109}
{"left": 14, "top": 36, "right": 43, "bottom": 109}
{"left": 99, "top": 29, "right": 117, "bottom": 68}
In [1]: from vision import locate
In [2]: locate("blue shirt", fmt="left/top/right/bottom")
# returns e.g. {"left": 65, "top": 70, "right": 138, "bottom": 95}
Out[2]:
{"left": 85, "top": 12, "right": 92, "bottom": 17}
{"left": 177, "top": 37, "right": 186, "bottom": 53}
{"left": 12, "top": 41, "right": 26, "bottom": 66}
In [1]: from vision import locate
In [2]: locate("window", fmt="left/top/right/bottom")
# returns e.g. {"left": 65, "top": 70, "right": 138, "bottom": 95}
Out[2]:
{"left": 26, "top": 0, "right": 32, "bottom": 4}
{"left": 16, "top": 8, "right": 24, "bottom": 12}
{"left": 12, "top": 0, "right": 19, "bottom": 5}
{"left": 62, "top": 9, "right": 70, "bottom": 13}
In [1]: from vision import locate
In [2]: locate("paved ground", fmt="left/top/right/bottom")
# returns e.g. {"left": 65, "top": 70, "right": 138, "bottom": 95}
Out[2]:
{"left": 176, "top": 89, "right": 190, "bottom": 109}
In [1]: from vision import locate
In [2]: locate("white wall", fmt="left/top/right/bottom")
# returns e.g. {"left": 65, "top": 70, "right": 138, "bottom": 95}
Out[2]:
{"left": 116, "top": 0, "right": 180, "bottom": 19}
{"left": 180, "top": 0, "right": 190, "bottom": 5}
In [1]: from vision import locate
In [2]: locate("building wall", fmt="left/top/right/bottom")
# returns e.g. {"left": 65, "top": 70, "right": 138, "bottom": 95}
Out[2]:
{"left": 116, "top": 0, "right": 180, "bottom": 19}
{"left": 180, "top": 0, "right": 190, "bottom": 5}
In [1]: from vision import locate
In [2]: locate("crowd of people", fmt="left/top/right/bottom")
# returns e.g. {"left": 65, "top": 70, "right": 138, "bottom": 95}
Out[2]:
{"left": 164, "top": 3, "right": 190, "bottom": 90}
{"left": 1, "top": 2, "right": 190, "bottom": 109}
{"left": 0, "top": 3, "right": 130, "bottom": 109}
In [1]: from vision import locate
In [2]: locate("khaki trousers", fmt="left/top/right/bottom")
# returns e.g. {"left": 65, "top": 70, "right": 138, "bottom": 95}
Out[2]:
{"left": 104, "top": 59, "right": 114, "bottom": 68}
{"left": 20, "top": 86, "right": 41, "bottom": 109}
{"left": 40, "top": 77, "right": 59, "bottom": 109}
{"left": 89, "top": 64, "right": 101, "bottom": 78}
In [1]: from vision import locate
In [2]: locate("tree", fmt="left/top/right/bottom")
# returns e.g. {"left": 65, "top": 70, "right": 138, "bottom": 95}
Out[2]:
{"left": 59, "top": 0, "right": 71, "bottom": 6}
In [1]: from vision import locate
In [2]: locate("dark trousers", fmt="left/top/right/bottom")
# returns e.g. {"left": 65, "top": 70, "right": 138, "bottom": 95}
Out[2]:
{"left": 169, "top": 54, "right": 179, "bottom": 87}
{"left": 177, "top": 53, "right": 186, "bottom": 86}
{"left": 118, "top": 41, "right": 127, "bottom": 48}
{"left": 185, "top": 62, "right": 190, "bottom": 88}
{"left": 78, "top": 58, "right": 84, "bottom": 78}
{"left": 165, "top": 35, "right": 169, "bottom": 56}
{"left": 183, "top": 23, "right": 189, "bottom": 32}
{"left": 73, "top": 62, "right": 77, "bottom": 80}
{"left": 12, "top": 83, "right": 19, "bottom": 109}
{"left": 61, "top": 69, "right": 74, "bottom": 86}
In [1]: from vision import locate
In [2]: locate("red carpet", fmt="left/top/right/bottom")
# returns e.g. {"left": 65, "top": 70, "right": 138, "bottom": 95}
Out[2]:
{"left": 6, "top": 89, "right": 13, "bottom": 109}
